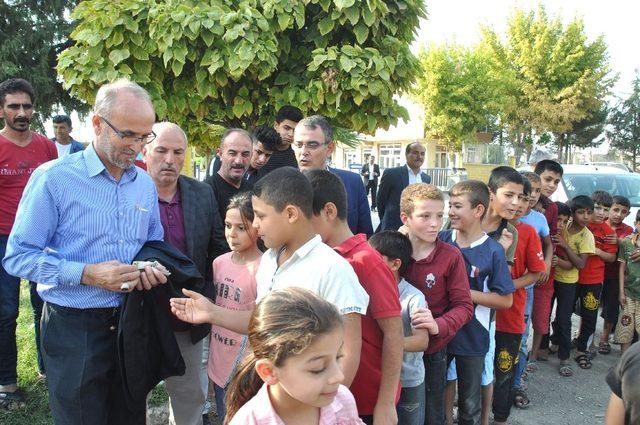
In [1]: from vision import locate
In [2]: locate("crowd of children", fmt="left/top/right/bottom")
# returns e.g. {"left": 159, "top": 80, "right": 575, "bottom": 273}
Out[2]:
{"left": 167, "top": 159, "right": 637, "bottom": 425}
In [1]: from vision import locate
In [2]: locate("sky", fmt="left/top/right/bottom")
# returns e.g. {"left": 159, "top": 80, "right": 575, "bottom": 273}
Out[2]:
{"left": 375, "top": 0, "right": 640, "bottom": 140}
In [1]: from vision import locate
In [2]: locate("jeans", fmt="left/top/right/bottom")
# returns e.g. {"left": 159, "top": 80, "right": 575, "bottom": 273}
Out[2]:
{"left": 214, "top": 383, "right": 227, "bottom": 421}
{"left": 29, "top": 281, "right": 45, "bottom": 374}
{"left": 448, "top": 354, "right": 484, "bottom": 425}
{"left": 575, "top": 283, "right": 602, "bottom": 352}
{"left": 397, "top": 382, "right": 426, "bottom": 425}
{"left": 0, "top": 235, "right": 21, "bottom": 385}
{"left": 492, "top": 331, "right": 522, "bottom": 422}
{"left": 423, "top": 348, "right": 448, "bottom": 425}
{"left": 514, "top": 287, "right": 534, "bottom": 388}
{"left": 550, "top": 281, "right": 577, "bottom": 360}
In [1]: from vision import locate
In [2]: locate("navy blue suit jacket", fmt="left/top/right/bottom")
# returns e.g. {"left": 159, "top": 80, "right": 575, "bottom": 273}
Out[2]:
{"left": 376, "top": 166, "right": 431, "bottom": 232}
{"left": 329, "top": 167, "right": 373, "bottom": 237}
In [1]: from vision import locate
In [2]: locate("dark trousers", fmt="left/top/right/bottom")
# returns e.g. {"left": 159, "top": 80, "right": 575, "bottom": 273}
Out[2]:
{"left": 366, "top": 180, "right": 377, "bottom": 208}
{"left": 42, "top": 302, "right": 145, "bottom": 425}
{"left": 601, "top": 277, "right": 620, "bottom": 324}
{"left": 575, "top": 283, "right": 602, "bottom": 352}
{"left": 423, "top": 348, "right": 448, "bottom": 425}
{"left": 550, "top": 280, "right": 577, "bottom": 360}
{"left": 448, "top": 354, "right": 484, "bottom": 425}
{"left": 29, "top": 281, "right": 45, "bottom": 374}
{"left": 492, "top": 332, "right": 522, "bottom": 422}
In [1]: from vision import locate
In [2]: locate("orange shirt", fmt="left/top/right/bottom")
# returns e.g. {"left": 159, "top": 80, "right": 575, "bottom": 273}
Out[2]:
{"left": 579, "top": 222, "right": 617, "bottom": 284}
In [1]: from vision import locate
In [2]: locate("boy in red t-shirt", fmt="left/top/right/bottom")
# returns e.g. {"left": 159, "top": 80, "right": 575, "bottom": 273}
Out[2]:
{"left": 574, "top": 190, "right": 617, "bottom": 367}
{"left": 494, "top": 179, "right": 546, "bottom": 421}
{"left": 599, "top": 195, "right": 633, "bottom": 354}
{"left": 305, "top": 169, "right": 403, "bottom": 424}
{"left": 402, "top": 183, "right": 474, "bottom": 425}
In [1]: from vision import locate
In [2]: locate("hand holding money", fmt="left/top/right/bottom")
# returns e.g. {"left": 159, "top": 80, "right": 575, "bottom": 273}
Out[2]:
{"left": 130, "top": 260, "right": 170, "bottom": 291}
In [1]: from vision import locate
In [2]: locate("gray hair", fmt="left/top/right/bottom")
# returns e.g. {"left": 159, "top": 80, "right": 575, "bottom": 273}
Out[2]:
{"left": 152, "top": 122, "right": 188, "bottom": 145}
{"left": 93, "top": 79, "right": 153, "bottom": 118}
{"left": 528, "top": 148, "right": 553, "bottom": 165}
{"left": 298, "top": 115, "right": 333, "bottom": 143}
{"left": 220, "top": 128, "right": 252, "bottom": 150}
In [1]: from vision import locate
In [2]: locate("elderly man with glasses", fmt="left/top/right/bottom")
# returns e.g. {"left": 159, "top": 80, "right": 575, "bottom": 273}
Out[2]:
{"left": 3, "top": 79, "right": 167, "bottom": 424}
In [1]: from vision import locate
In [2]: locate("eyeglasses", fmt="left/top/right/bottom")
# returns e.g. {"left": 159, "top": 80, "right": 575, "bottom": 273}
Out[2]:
{"left": 99, "top": 116, "right": 156, "bottom": 145}
{"left": 292, "top": 141, "right": 328, "bottom": 151}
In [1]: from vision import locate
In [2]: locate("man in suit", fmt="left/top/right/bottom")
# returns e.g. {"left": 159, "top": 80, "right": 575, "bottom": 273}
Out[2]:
{"left": 360, "top": 155, "right": 380, "bottom": 211}
{"left": 293, "top": 115, "right": 373, "bottom": 237}
{"left": 376, "top": 142, "right": 431, "bottom": 232}
{"left": 144, "top": 122, "right": 227, "bottom": 425}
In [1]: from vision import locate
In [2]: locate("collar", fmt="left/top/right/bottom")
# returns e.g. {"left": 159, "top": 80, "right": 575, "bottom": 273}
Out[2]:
{"left": 252, "top": 384, "right": 285, "bottom": 424}
{"left": 268, "top": 234, "right": 323, "bottom": 263}
{"left": 406, "top": 164, "right": 420, "bottom": 176}
{"left": 451, "top": 229, "right": 489, "bottom": 248}
{"left": 159, "top": 190, "right": 180, "bottom": 205}
{"left": 84, "top": 143, "right": 137, "bottom": 181}
{"left": 413, "top": 238, "right": 442, "bottom": 264}
{"left": 334, "top": 234, "right": 367, "bottom": 256}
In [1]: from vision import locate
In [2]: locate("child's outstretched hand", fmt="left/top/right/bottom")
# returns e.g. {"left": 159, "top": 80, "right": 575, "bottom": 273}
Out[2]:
{"left": 170, "top": 288, "right": 215, "bottom": 324}
{"left": 411, "top": 307, "right": 439, "bottom": 335}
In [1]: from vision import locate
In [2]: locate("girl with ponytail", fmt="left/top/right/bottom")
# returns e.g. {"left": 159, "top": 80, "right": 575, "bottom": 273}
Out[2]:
{"left": 225, "top": 287, "right": 364, "bottom": 424}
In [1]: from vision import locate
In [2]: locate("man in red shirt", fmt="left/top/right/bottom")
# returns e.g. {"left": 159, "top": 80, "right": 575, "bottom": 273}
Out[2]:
{"left": 599, "top": 196, "right": 634, "bottom": 354}
{"left": 0, "top": 78, "right": 57, "bottom": 408}
{"left": 305, "top": 169, "right": 403, "bottom": 425}
{"left": 574, "top": 191, "right": 618, "bottom": 367}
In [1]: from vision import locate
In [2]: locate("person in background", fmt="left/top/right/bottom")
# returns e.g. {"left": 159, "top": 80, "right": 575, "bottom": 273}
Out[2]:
{"left": 51, "top": 114, "right": 84, "bottom": 157}
{"left": 243, "top": 125, "right": 279, "bottom": 186}
{"left": 255, "top": 105, "right": 303, "bottom": 177}
{"left": 361, "top": 155, "right": 380, "bottom": 211}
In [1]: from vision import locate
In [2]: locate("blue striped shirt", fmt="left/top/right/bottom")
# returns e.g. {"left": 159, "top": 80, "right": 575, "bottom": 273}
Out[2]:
{"left": 2, "top": 144, "right": 164, "bottom": 308}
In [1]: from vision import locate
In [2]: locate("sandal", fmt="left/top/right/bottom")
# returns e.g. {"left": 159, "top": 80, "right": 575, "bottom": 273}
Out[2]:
{"left": 574, "top": 354, "right": 592, "bottom": 370}
{"left": 559, "top": 363, "right": 574, "bottom": 377}
{"left": 513, "top": 388, "right": 531, "bottom": 409}
{"left": 526, "top": 360, "right": 539, "bottom": 373}
{"left": 0, "top": 389, "right": 26, "bottom": 410}
{"left": 598, "top": 342, "right": 611, "bottom": 355}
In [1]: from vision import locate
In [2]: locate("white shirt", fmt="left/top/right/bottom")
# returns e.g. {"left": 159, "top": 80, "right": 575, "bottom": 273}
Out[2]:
{"left": 406, "top": 165, "right": 423, "bottom": 184}
{"left": 368, "top": 163, "right": 375, "bottom": 181}
{"left": 256, "top": 235, "right": 369, "bottom": 315}
{"left": 55, "top": 142, "right": 72, "bottom": 157}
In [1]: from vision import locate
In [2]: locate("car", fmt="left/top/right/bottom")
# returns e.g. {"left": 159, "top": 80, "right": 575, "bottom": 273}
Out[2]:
{"left": 584, "top": 162, "right": 633, "bottom": 173}
{"left": 551, "top": 164, "right": 640, "bottom": 226}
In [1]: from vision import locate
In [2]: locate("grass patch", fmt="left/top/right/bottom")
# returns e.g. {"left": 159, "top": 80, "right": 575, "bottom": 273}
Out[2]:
{"left": 0, "top": 282, "right": 168, "bottom": 424}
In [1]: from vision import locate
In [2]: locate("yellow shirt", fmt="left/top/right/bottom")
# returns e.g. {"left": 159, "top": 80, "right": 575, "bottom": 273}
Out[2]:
{"left": 554, "top": 226, "right": 596, "bottom": 284}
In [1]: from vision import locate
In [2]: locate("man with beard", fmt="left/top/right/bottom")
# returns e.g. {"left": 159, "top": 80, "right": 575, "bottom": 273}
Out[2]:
{"left": 143, "top": 122, "right": 225, "bottom": 425}
{"left": 204, "top": 129, "right": 253, "bottom": 225}
{"left": 0, "top": 78, "right": 57, "bottom": 409}
{"left": 3, "top": 79, "right": 168, "bottom": 424}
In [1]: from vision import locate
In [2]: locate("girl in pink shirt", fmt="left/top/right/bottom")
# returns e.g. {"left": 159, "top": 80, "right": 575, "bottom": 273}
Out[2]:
{"left": 209, "top": 192, "right": 262, "bottom": 419}
{"left": 225, "top": 287, "right": 363, "bottom": 425}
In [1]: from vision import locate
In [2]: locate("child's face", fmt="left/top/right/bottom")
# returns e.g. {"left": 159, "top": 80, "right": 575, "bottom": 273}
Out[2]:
{"left": 448, "top": 194, "right": 483, "bottom": 231}
{"left": 490, "top": 182, "right": 524, "bottom": 220}
{"left": 591, "top": 203, "right": 610, "bottom": 224}
{"left": 272, "top": 326, "right": 344, "bottom": 408}
{"left": 572, "top": 208, "right": 592, "bottom": 228}
{"left": 557, "top": 214, "right": 570, "bottom": 232}
{"left": 528, "top": 181, "right": 542, "bottom": 208}
{"left": 514, "top": 194, "right": 530, "bottom": 220}
{"left": 401, "top": 199, "right": 444, "bottom": 243}
{"left": 609, "top": 203, "right": 630, "bottom": 225}
{"left": 538, "top": 170, "right": 562, "bottom": 198}
{"left": 225, "top": 208, "right": 258, "bottom": 253}
{"left": 251, "top": 195, "right": 291, "bottom": 249}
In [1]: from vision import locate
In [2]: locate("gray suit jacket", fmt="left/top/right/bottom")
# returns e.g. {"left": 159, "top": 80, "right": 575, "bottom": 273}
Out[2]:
{"left": 376, "top": 165, "right": 431, "bottom": 232}
{"left": 177, "top": 175, "right": 227, "bottom": 342}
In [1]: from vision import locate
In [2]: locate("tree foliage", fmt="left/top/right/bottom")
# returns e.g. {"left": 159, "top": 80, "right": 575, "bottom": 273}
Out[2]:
{"left": 608, "top": 72, "right": 640, "bottom": 170}
{"left": 57, "top": 0, "right": 426, "bottom": 153}
{"left": 0, "top": 0, "right": 88, "bottom": 129}
{"left": 411, "top": 44, "right": 499, "bottom": 150}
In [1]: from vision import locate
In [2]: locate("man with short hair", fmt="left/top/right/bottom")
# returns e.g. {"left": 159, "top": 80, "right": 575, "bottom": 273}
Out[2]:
{"left": 204, "top": 129, "right": 253, "bottom": 223}
{"left": 3, "top": 79, "right": 168, "bottom": 423}
{"left": 143, "top": 122, "right": 226, "bottom": 425}
{"left": 361, "top": 155, "right": 380, "bottom": 211}
{"left": 52, "top": 114, "right": 85, "bottom": 157}
{"left": 0, "top": 77, "right": 57, "bottom": 408}
{"left": 294, "top": 115, "right": 373, "bottom": 237}
{"left": 257, "top": 105, "right": 302, "bottom": 177}
{"left": 244, "top": 125, "right": 279, "bottom": 185}
{"left": 376, "top": 142, "right": 431, "bottom": 232}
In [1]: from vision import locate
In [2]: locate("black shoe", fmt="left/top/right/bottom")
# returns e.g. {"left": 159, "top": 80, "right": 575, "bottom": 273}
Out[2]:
{"left": 0, "top": 389, "right": 26, "bottom": 410}
{"left": 202, "top": 413, "right": 211, "bottom": 425}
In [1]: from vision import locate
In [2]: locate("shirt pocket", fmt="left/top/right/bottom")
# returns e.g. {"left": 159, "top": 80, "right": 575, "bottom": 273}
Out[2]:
{"left": 135, "top": 207, "right": 151, "bottom": 242}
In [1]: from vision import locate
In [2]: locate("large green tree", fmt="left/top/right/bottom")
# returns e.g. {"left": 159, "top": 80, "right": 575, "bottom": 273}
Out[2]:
{"left": 0, "top": 0, "right": 88, "bottom": 128}
{"left": 57, "top": 0, "right": 426, "bottom": 153}
{"left": 412, "top": 43, "right": 499, "bottom": 150}
{"left": 481, "top": 6, "right": 614, "bottom": 162}
{"left": 608, "top": 72, "right": 640, "bottom": 170}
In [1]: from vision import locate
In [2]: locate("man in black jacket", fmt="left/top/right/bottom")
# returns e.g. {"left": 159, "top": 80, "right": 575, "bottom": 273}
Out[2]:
{"left": 144, "top": 122, "right": 226, "bottom": 425}
{"left": 360, "top": 155, "right": 380, "bottom": 211}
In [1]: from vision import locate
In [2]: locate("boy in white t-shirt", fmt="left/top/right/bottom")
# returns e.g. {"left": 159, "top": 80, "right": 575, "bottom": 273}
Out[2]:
{"left": 169, "top": 167, "right": 369, "bottom": 385}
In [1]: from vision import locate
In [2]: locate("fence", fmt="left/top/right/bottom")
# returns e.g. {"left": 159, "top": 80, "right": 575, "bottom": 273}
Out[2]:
{"left": 423, "top": 168, "right": 468, "bottom": 190}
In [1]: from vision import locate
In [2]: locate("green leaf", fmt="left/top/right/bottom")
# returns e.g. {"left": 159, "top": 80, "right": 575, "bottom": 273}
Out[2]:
{"left": 339, "top": 55, "right": 357, "bottom": 72}
{"left": 318, "top": 17, "right": 335, "bottom": 36}
{"left": 108, "top": 48, "right": 130, "bottom": 65}
{"left": 353, "top": 23, "right": 369, "bottom": 44}
{"left": 278, "top": 14, "right": 291, "bottom": 31}
{"left": 344, "top": 7, "right": 360, "bottom": 26}
{"left": 232, "top": 101, "right": 244, "bottom": 118}
{"left": 202, "top": 31, "right": 215, "bottom": 47}
{"left": 335, "top": 0, "right": 356, "bottom": 10}
{"left": 171, "top": 60, "right": 184, "bottom": 76}
{"left": 362, "top": 7, "right": 376, "bottom": 27}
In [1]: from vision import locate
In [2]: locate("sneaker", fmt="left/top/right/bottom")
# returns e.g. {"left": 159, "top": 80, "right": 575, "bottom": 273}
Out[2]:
{"left": 0, "top": 389, "right": 26, "bottom": 410}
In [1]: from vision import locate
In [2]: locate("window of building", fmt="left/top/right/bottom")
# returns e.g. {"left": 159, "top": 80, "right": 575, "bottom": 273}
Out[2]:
{"left": 379, "top": 143, "right": 402, "bottom": 169}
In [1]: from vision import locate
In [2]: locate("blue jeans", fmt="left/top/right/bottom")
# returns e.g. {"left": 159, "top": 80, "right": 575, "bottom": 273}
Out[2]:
{"left": 0, "top": 235, "right": 21, "bottom": 385}
{"left": 514, "top": 286, "right": 534, "bottom": 388}
{"left": 214, "top": 383, "right": 227, "bottom": 421}
{"left": 424, "top": 348, "right": 448, "bottom": 425}
{"left": 397, "top": 382, "right": 425, "bottom": 425}
{"left": 447, "top": 354, "right": 484, "bottom": 425}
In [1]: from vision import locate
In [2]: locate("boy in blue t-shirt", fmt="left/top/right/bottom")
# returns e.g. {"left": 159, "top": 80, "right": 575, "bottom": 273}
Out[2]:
{"left": 370, "top": 230, "right": 432, "bottom": 425}
{"left": 441, "top": 180, "right": 515, "bottom": 425}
